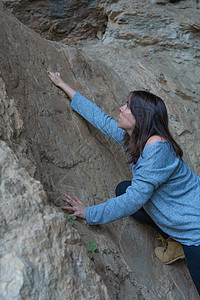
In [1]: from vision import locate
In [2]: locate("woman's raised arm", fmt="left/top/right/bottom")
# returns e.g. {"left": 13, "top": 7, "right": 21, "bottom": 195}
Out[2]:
{"left": 46, "top": 71, "right": 76, "bottom": 100}
{"left": 47, "top": 71, "right": 125, "bottom": 145}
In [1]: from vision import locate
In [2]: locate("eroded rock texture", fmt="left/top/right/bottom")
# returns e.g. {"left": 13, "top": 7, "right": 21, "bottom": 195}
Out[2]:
{"left": 0, "top": 139, "right": 108, "bottom": 299}
{"left": 0, "top": 1, "right": 200, "bottom": 299}
{"left": 88, "top": 0, "right": 200, "bottom": 175}
{"left": 1, "top": 0, "right": 107, "bottom": 42}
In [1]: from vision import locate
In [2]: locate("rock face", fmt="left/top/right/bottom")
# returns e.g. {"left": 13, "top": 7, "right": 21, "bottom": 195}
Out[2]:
{"left": 0, "top": 138, "right": 109, "bottom": 299}
{"left": 0, "top": 1, "right": 200, "bottom": 299}
{"left": 0, "top": 77, "right": 109, "bottom": 299}
{"left": 2, "top": 0, "right": 107, "bottom": 42}
{"left": 91, "top": 0, "right": 200, "bottom": 174}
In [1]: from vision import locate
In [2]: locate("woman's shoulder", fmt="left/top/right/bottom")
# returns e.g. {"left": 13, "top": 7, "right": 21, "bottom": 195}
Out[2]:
{"left": 142, "top": 135, "right": 169, "bottom": 154}
{"left": 141, "top": 136, "right": 173, "bottom": 160}
{"left": 146, "top": 135, "right": 166, "bottom": 146}
{"left": 137, "top": 138, "right": 178, "bottom": 169}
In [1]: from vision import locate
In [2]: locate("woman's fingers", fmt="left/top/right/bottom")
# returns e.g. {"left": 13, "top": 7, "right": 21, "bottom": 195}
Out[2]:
{"left": 73, "top": 195, "right": 82, "bottom": 204}
{"left": 62, "top": 206, "right": 75, "bottom": 211}
{"left": 60, "top": 197, "right": 71, "bottom": 204}
{"left": 46, "top": 70, "right": 62, "bottom": 86}
{"left": 61, "top": 193, "right": 82, "bottom": 205}
{"left": 60, "top": 192, "right": 87, "bottom": 220}
{"left": 47, "top": 71, "right": 60, "bottom": 77}
{"left": 61, "top": 193, "right": 76, "bottom": 204}
{"left": 62, "top": 193, "right": 74, "bottom": 200}
{"left": 61, "top": 199, "right": 76, "bottom": 207}
{"left": 60, "top": 195, "right": 71, "bottom": 202}
{"left": 46, "top": 70, "right": 53, "bottom": 78}
{"left": 63, "top": 193, "right": 71, "bottom": 198}
{"left": 60, "top": 193, "right": 86, "bottom": 219}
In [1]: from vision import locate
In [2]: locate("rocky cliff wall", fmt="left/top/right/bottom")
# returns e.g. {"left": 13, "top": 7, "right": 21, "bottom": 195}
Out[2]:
{"left": 1, "top": 0, "right": 107, "bottom": 42}
{"left": 0, "top": 1, "right": 200, "bottom": 299}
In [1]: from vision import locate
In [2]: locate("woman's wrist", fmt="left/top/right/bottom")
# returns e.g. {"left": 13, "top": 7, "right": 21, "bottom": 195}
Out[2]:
{"left": 59, "top": 82, "right": 77, "bottom": 99}
{"left": 57, "top": 80, "right": 66, "bottom": 89}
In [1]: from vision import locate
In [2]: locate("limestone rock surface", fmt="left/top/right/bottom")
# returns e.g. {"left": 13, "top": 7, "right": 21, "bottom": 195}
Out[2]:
{"left": 0, "top": 1, "right": 200, "bottom": 299}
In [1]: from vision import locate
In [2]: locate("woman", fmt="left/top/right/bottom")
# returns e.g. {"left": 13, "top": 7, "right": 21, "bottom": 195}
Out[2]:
{"left": 47, "top": 71, "right": 200, "bottom": 294}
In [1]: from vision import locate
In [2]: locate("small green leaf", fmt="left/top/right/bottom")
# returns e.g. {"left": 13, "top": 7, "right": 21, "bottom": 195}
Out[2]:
{"left": 89, "top": 241, "right": 96, "bottom": 247}
{"left": 88, "top": 252, "right": 94, "bottom": 260}
{"left": 87, "top": 240, "right": 99, "bottom": 260}
{"left": 66, "top": 215, "right": 76, "bottom": 227}
{"left": 66, "top": 215, "right": 76, "bottom": 220}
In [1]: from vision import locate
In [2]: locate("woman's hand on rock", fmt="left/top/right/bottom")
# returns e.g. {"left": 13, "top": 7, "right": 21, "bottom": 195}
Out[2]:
{"left": 46, "top": 71, "right": 76, "bottom": 99}
{"left": 46, "top": 71, "right": 64, "bottom": 87}
{"left": 61, "top": 193, "right": 87, "bottom": 220}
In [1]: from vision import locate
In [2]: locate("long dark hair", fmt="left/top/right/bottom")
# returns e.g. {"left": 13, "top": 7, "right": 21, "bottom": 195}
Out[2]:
{"left": 123, "top": 91, "right": 183, "bottom": 164}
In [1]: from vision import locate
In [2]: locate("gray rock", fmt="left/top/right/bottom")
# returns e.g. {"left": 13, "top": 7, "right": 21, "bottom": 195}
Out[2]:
{"left": 0, "top": 139, "right": 109, "bottom": 299}
{"left": 0, "top": 0, "right": 200, "bottom": 299}
{"left": 1, "top": 0, "right": 107, "bottom": 42}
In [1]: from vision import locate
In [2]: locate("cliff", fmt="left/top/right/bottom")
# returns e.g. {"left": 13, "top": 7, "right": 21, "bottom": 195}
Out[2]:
{"left": 0, "top": 1, "right": 199, "bottom": 299}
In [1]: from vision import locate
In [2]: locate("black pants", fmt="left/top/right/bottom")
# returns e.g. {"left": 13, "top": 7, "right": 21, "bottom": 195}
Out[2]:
{"left": 115, "top": 180, "right": 200, "bottom": 295}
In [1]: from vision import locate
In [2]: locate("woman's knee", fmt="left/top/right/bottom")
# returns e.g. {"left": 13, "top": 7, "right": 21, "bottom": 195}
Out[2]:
{"left": 115, "top": 180, "right": 132, "bottom": 196}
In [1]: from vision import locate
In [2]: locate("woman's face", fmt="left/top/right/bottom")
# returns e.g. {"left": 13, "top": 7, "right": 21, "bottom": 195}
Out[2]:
{"left": 118, "top": 100, "right": 136, "bottom": 135}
